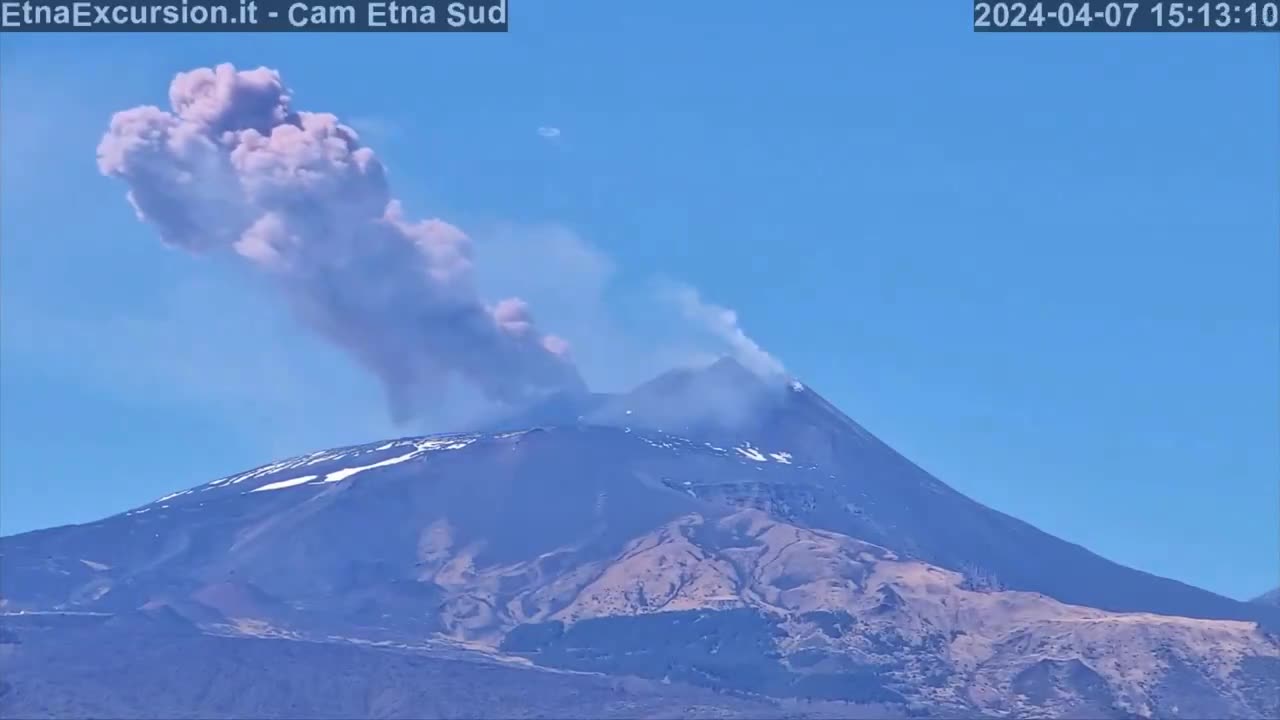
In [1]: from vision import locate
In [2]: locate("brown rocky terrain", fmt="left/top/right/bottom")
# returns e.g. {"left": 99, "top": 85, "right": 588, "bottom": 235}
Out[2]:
{"left": 3, "top": 360, "right": 1277, "bottom": 718}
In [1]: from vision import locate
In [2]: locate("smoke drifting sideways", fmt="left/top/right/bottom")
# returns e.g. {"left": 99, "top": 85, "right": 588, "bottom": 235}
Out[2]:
{"left": 665, "top": 284, "right": 785, "bottom": 382}
{"left": 97, "top": 64, "right": 584, "bottom": 423}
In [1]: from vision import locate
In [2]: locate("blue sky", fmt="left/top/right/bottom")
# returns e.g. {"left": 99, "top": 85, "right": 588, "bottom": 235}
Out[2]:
{"left": 1, "top": 4, "right": 1276, "bottom": 601}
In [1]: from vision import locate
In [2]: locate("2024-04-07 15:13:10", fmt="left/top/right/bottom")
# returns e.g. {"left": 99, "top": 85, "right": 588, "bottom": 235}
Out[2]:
{"left": 974, "top": 1, "right": 1280, "bottom": 28}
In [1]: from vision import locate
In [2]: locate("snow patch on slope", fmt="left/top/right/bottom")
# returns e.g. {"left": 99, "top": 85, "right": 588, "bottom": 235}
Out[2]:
{"left": 144, "top": 428, "right": 809, "bottom": 510}
{"left": 249, "top": 436, "right": 480, "bottom": 493}
{"left": 634, "top": 434, "right": 801, "bottom": 468}
{"left": 250, "top": 475, "right": 321, "bottom": 493}
{"left": 319, "top": 449, "right": 428, "bottom": 486}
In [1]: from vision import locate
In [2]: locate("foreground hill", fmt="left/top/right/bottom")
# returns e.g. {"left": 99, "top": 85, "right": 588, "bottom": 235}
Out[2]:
{"left": 2, "top": 360, "right": 1276, "bottom": 718}
{"left": 0, "top": 612, "right": 906, "bottom": 720}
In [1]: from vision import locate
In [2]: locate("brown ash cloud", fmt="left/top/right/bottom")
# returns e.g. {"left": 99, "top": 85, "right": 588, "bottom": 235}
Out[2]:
{"left": 98, "top": 64, "right": 584, "bottom": 422}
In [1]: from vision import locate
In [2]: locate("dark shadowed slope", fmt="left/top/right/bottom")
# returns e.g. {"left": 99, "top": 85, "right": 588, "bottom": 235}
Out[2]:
{"left": 0, "top": 613, "right": 903, "bottom": 720}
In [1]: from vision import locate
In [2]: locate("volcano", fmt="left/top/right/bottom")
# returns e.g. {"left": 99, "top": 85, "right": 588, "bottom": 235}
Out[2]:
{"left": 2, "top": 358, "right": 1277, "bottom": 719}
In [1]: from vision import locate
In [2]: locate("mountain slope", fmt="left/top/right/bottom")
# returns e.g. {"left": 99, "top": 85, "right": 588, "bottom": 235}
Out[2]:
{"left": 2, "top": 361, "right": 1276, "bottom": 718}
{"left": 506, "top": 359, "right": 1277, "bottom": 626}
{"left": 2, "top": 612, "right": 901, "bottom": 720}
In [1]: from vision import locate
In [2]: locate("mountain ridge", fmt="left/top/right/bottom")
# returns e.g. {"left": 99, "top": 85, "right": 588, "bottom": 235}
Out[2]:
{"left": 481, "top": 359, "right": 1276, "bottom": 626}
{"left": 1253, "top": 587, "right": 1280, "bottom": 607}
{"left": 2, "top": 358, "right": 1276, "bottom": 718}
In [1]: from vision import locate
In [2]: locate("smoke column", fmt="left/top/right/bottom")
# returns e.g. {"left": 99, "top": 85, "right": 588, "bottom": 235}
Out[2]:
{"left": 98, "top": 64, "right": 584, "bottom": 422}
{"left": 666, "top": 284, "right": 785, "bottom": 381}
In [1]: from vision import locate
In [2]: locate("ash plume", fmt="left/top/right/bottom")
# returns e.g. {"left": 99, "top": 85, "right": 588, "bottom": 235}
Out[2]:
{"left": 98, "top": 64, "right": 584, "bottom": 422}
